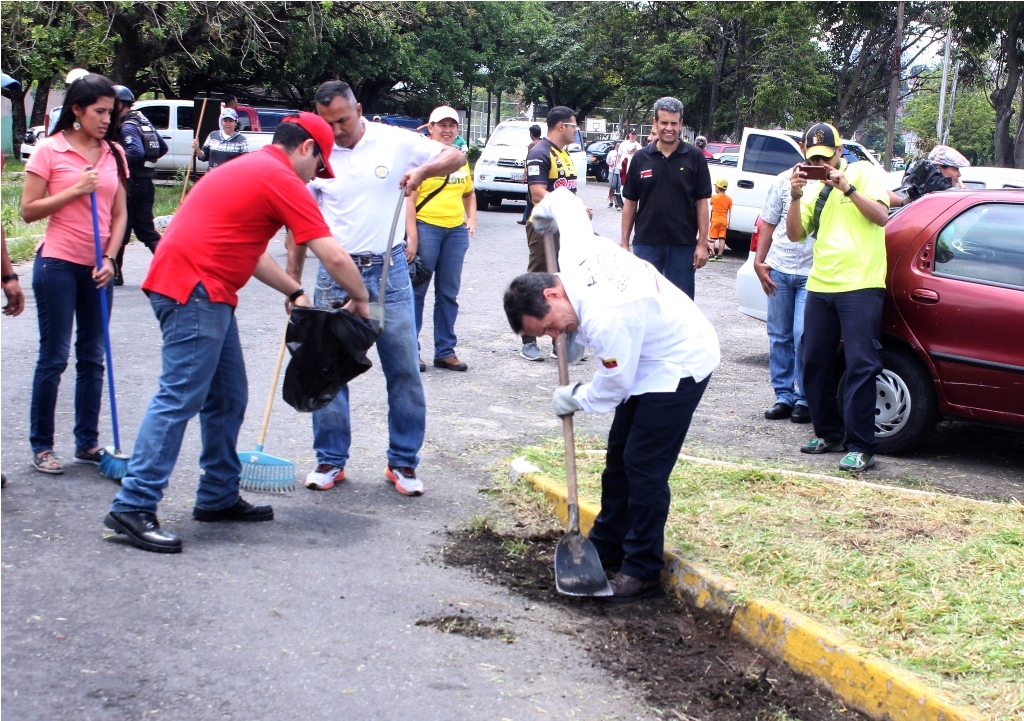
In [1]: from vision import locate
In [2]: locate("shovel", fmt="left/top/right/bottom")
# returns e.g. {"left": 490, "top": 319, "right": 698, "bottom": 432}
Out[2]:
{"left": 543, "top": 230, "right": 613, "bottom": 598}
{"left": 368, "top": 189, "right": 407, "bottom": 332}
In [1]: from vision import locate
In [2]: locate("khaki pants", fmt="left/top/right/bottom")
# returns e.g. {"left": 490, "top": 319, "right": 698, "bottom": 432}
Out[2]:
{"left": 522, "top": 222, "right": 560, "bottom": 345}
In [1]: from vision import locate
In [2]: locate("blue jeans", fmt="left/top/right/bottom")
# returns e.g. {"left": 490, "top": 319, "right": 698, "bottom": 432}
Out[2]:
{"left": 413, "top": 220, "right": 469, "bottom": 360}
{"left": 631, "top": 244, "right": 696, "bottom": 299}
{"left": 312, "top": 248, "right": 425, "bottom": 470}
{"left": 111, "top": 284, "right": 248, "bottom": 513}
{"left": 766, "top": 269, "right": 808, "bottom": 408}
{"left": 30, "top": 252, "right": 111, "bottom": 454}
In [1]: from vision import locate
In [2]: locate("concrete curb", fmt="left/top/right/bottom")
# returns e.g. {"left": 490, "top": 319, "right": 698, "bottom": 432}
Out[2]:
{"left": 509, "top": 457, "right": 986, "bottom": 721}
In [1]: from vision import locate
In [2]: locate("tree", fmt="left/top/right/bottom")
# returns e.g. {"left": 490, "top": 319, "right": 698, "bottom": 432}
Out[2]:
{"left": 902, "top": 70, "right": 996, "bottom": 164}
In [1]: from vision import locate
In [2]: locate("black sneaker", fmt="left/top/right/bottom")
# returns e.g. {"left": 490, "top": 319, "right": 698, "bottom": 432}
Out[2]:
{"left": 74, "top": 448, "right": 106, "bottom": 465}
{"left": 193, "top": 497, "right": 274, "bottom": 522}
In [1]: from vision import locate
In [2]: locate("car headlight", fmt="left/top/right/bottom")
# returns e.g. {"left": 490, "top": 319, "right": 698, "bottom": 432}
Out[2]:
{"left": 480, "top": 159, "right": 496, "bottom": 166}
{"left": 587, "top": 155, "right": 597, "bottom": 162}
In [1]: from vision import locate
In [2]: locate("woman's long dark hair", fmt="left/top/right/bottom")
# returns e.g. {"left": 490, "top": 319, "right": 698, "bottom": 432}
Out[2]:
{"left": 50, "top": 73, "right": 127, "bottom": 185}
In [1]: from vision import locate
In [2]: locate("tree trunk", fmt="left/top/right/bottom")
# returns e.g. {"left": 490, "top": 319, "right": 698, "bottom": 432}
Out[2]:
{"left": 7, "top": 80, "right": 29, "bottom": 150}
{"left": 731, "top": 17, "right": 747, "bottom": 141}
{"left": 29, "top": 75, "right": 53, "bottom": 128}
{"left": 708, "top": 26, "right": 729, "bottom": 140}
{"left": 992, "top": 8, "right": 1023, "bottom": 167}
{"left": 1015, "top": 85, "right": 1024, "bottom": 169}
{"left": 884, "top": 2, "right": 904, "bottom": 171}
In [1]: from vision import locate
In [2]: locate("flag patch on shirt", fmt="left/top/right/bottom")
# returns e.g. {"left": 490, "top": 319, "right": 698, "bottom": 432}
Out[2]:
{"left": 601, "top": 357, "right": 618, "bottom": 369}
{"left": 639, "top": 169, "right": 653, "bottom": 179}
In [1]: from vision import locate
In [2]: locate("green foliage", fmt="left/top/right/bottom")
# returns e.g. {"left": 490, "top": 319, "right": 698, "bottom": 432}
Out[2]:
{"left": 902, "top": 72, "right": 996, "bottom": 165}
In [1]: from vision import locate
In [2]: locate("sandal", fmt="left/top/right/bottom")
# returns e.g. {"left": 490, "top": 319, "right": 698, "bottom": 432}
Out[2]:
{"left": 31, "top": 450, "right": 64, "bottom": 475}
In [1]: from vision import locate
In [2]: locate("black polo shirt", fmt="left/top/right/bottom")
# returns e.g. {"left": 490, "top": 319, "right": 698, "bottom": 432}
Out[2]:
{"left": 623, "top": 141, "right": 712, "bottom": 246}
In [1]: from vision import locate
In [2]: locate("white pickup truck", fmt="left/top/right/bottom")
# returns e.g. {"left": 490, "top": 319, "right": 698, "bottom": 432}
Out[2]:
{"left": 132, "top": 99, "right": 273, "bottom": 178}
{"left": 708, "top": 127, "right": 893, "bottom": 252}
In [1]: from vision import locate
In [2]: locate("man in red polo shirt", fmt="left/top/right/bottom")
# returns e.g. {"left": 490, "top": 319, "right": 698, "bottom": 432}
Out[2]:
{"left": 105, "top": 113, "right": 370, "bottom": 554}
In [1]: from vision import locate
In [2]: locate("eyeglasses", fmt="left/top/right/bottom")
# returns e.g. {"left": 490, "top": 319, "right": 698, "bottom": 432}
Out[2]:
{"left": 562, "top": 122, "right": 578, "bottom": 129}
{"left": 315, "top": 151, "right": 326, "bottom": 175}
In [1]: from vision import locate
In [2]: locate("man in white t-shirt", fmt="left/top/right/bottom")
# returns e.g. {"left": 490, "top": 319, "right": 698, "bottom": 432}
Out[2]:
{"left": 754, "top": 170, "right": 815, "bottom": 424}
{"left": 289, "top": 81, "right": 464, "bottom": 496}
{"left": 618, "top": 129, "right": 641, "bottom": 158}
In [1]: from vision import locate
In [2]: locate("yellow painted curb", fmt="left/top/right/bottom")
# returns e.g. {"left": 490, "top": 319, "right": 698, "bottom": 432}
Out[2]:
{"left": 509, "top": 457, "right": 987, "bottom": 721}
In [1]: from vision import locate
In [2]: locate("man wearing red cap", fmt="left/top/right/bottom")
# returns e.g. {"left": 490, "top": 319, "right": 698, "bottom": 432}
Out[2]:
{"left": 105, "top": 113, "right": 370, "bottom": 554}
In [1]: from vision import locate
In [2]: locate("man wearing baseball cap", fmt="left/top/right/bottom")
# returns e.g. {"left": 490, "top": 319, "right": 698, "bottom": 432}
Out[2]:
{"left": 105, "top": 112, "right": 372, "bottom": 554}
{"left": 785, "top": 122, "right": 890, "bottom": 473}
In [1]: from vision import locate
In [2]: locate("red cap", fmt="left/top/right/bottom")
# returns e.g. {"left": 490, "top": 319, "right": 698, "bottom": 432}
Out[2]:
{"left": 281, "top": 112, "right": 336, "bottom": 179}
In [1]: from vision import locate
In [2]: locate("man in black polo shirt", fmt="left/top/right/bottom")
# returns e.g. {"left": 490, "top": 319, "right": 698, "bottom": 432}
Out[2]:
{"left": 621, "top": 97, "right": 712, "bottom": 299}
{"left": 520, "top": 105, "right": 581, "bottom": 361}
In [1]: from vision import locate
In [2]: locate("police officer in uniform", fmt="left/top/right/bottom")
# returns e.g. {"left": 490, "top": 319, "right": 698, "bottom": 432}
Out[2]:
{"left": 520, "top": 105, "right": 582, "bottom": 361}
{"left": 503, "top": 188, "right": 720, "bottom": 601}
{"left": 113, "top": 85, "right": 168, "bottom": 285}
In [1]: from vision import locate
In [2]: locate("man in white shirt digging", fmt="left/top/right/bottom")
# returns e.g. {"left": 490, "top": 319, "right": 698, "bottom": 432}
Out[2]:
{"left": 502, "top": 188, "right": 720, "bottom": 601}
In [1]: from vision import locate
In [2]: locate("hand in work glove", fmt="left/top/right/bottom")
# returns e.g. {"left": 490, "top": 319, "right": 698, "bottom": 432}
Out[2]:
{"left": 552, "top": 382, "right": 582, "bottom": 417}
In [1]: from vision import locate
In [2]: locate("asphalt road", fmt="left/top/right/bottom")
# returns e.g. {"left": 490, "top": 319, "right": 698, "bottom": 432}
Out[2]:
{"left": 2, "top": 179, "right": 1020, "bottom": 721}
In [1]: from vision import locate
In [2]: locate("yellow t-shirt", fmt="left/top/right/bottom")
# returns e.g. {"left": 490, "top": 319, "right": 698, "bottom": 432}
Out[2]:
{"left": 415, "top": 162, "right": 473, "bottom": 229}
{"left": 798, "top": 159, "right": 890, "bottom": 293}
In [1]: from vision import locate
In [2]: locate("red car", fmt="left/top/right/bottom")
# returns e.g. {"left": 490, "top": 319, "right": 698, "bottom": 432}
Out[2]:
{"left": 859, "top": 189, "right": 1024, "bottom": 453}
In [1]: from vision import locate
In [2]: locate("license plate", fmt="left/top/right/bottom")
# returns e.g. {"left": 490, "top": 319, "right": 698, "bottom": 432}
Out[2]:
{"left": 509, "top": 172, "right": 523, "bottom": 181}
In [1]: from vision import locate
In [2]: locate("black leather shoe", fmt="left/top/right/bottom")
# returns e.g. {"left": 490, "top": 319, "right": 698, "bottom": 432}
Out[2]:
{"left": 192, "top": 497, "right": 273, "bottom": 522}
{"left": 764, "top": 402, "right": 793, "bottom": 420}
{"left": 104, "top": 511, "right": 182, "bottom": 553}
{"left": 790, "top": 405, "right": 811, "bottom": 424}
{"left": 607, "top": 572, "right": 662, "bottom": 603}
{"left": 434, "top": 356, "right": 468, "bottom": 371}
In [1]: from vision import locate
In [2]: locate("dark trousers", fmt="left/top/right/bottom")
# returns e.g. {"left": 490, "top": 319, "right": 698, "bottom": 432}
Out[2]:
{"left": 632, "top": 243, "right": 697, "bottom": 299}
{"left": 116, "top": 175, "right": 160, "bottom": 275}
{"left": 522, "top": 221, "right": 559, "bottom": 344}
{"left": 587, "top": 375, "right": 710, "bottom": 582}
{"left": 802, "top": 288, "right": 884, "bottom": 454}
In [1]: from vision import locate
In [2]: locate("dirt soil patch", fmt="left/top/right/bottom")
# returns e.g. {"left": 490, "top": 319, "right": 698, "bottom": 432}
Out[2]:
{"left": 416, "top": 614, "right": 517, "bottom": 643}
{"left": 444, "top": 528, "right": 868, "bottom": 721}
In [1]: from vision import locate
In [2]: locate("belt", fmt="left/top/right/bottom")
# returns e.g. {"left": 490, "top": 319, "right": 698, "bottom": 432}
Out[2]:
{"left": 350, "top": 243, "right": 405, "bottom": 268}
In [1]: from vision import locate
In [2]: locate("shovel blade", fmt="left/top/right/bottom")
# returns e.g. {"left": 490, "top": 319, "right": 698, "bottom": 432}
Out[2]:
{"left": 368, "top": 302, "right": 385, "bottom": 333}
{"left": 554, "top": 530, "right": 613, "bottom": 597}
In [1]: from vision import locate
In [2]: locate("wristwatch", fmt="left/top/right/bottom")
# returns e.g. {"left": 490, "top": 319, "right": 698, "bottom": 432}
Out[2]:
{"left": 1, "top": 273, "right": 18, "bottom": 283}
{"left": 288, "top": 287, "right": 306, "bottom": 302}
{"left": 844, "top": 184, "right": 857, "bottom": 197}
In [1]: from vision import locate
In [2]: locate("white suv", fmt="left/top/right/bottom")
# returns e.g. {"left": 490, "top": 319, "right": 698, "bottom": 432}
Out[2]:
{"left": 473, "top": 119, "right": 587, "bottom": 209}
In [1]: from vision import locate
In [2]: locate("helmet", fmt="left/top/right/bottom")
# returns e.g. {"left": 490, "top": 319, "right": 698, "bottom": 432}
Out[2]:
{"left": 695, "top": 135, "right": 707, "bottom": 148}
{"left": 927, "top": 145, "right": 969, "bottom": 168}
{"left": 113, "top": 85, "right": 135, "bottom": 103}
{"left": 65, "top": 68, "right": 89, "bottom": 84}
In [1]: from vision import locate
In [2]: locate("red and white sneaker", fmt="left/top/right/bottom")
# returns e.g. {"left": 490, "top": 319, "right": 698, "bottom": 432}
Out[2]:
{"left": 304, "top": 464, "right": 345, "bottom": 491}
{"left": 385, "top": 465, "right": 425, "bottom": 496}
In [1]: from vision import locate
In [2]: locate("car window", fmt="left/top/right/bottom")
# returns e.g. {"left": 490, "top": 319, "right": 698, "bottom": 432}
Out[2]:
{"left": 177, "top": 106, "right": 194, "bottom": 131}
{"left": 841, "top": 144, "right": 872, "bottom": 164}
{"left": 488, "top": 125, "right": 532, "bottom": 147}
{"left": 237, "top": 113, "right": 251, "bottom": 131}
{"left": 742, "top": 134, "right": 803, "bottom": 175}
{"left": 143, "top": 106, "right": 170, "bottom": 130}
{"left": 934, "top": 203, "right": 1024, "bottom": 289}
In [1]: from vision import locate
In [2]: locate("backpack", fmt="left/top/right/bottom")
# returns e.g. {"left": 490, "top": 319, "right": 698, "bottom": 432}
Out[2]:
{"left": 122, "top": 110, "right": 166, "bottom": 163}
{"left": 900, "top": 159, "right": 953, "bottom": 201}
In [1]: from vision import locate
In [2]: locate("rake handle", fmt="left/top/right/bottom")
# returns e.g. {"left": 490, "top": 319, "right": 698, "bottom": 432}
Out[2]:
{"left": 255, "top": 246, "right": 306, "bottom": 449}
{"left": 542, "top": 230, "right": 580, "bottom": 527}
{"left": 179, "top": 96, "right": 209, "bottom": 204}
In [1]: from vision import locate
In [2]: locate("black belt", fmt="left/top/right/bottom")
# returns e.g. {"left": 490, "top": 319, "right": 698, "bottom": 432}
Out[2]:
{"left": 350, "top": 243, "right": 404, "bottom": 268}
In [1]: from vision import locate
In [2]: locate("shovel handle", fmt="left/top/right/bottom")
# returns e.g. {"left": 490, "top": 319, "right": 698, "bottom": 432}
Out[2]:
{"left": 180, "top": 96, "right": 209, "bottom": 204}
{"left": 542, "top": 231, "right": 581, "bottom": 522}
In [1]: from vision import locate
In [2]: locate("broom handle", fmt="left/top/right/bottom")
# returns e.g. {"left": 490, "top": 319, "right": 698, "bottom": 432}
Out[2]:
{"left": 179, "top": 96, "right": 209, "bottom": 204}
{"left": 255, "top": 246, "right": 306, "bottom": 449}
{"left": 90, "top": 190, "right": 121, "bottom": 452}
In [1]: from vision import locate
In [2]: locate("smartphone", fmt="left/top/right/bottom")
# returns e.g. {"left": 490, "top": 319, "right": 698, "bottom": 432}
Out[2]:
{"left": 799, "top": 164, "right": 830, "bottom": 181}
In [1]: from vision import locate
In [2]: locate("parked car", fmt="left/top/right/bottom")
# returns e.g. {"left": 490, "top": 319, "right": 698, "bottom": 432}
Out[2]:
{"left": 940, "top": 166, "right": 1024, "bottom": 190}
{"left": 708, "top": 127, "right": 893, "bottom": 252}
{"left": 253, "top": 107, "right": 299, "bottom": 132}
{"left": 705, "top": 142, "right": 739, "bottom": 160}
{"left": 19, "top": 125, "right": 46, "bottom": 162}
{"left": 735, "top": 189, "right": 1024, "bottom": 453}
{"left": 585, "top": 139, "right": 616, "bottom": 182}
{"left": 472, "top": 119, "right": 587, "bottom": 209}
{"left": 364, "top": 114, "right": 425, "bottom": 132}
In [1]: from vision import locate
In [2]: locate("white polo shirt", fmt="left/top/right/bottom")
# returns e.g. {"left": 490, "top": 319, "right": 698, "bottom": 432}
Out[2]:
{"left": 537, "top": 189, "right": 721, "bottom": 414}
{"left": 309, "top": 119, "right": 445, "bottom": 255}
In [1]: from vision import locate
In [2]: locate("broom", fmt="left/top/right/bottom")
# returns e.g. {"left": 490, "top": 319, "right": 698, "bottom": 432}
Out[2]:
{"left": 237, "top": 248, "right": 307, "bottom": 492}
{"left": 89, "top": 191, "right": 130, "bottom": 481}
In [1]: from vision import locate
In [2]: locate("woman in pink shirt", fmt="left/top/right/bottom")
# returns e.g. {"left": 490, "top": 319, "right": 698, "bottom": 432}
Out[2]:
{"left": 22, "top": 74, "right": 128, "bottom": 475}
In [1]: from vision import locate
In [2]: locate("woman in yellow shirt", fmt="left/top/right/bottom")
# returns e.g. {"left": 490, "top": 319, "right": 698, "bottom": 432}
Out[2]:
{"left": 405, "top": 106, "right": 476, "bottom": 372}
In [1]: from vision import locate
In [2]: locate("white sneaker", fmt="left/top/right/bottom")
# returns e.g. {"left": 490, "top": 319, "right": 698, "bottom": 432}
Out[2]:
{"left": 305, "top": 464, "right": 345, "bottom": 491}
{"left": 385, "top": 465, "right": 425, "bottom": 496}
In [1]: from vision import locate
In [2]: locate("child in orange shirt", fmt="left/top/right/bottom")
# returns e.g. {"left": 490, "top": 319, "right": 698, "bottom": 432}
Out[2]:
{"left": 708, "top": 177, "right": 732, "bottom": 261}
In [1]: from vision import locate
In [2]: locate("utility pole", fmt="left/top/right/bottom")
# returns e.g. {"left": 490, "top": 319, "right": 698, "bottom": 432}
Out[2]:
{"left": 885, "top": 1, "right": 905, "bottom": 171}
{"left": 942, "top": 60, "right": 960, "bottom": 145}
{"left": 936, "top": 26, "right": 952, "bottom": 141}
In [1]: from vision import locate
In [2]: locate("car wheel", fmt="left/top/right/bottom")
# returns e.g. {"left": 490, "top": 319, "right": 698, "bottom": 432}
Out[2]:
{"left": 837, "top": 348, "right": 938, "bottom": 455}
{"left": 597, "top": 166, "right": 608, "bottom": 183}
{"left": 475, "top": 191, "right": 491, "bottom": 210}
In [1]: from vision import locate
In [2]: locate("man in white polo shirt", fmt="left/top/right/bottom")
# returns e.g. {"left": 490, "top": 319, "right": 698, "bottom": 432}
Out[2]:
{"left": 289, "top": 81, "right": 464, "bottom": 496}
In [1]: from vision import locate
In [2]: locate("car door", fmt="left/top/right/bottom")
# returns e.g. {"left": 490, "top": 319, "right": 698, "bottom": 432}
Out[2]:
{"left": 139, "top": 104, "right": 173, "bottom": 171}
{"left": 894, "top": 200, "right": 1024, "bottom": 419}
{"left": 735, "top": 132, "right": 803, "bottom": 231}
{"left": 173, "top": 105, "right": 208, "bottom": 173}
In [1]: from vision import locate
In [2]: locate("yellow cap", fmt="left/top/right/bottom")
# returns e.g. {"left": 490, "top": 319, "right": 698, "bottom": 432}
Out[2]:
{"left": 803, "top": 122, "right": 840, "bottom": 160}
{"left": 714, "top": 177, "right": 728, "bottom": 189}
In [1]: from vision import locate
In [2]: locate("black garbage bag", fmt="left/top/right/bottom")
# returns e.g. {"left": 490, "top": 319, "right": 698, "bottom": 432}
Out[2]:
{"left": 283, "top": 306, "right": 381, "bottom": 412}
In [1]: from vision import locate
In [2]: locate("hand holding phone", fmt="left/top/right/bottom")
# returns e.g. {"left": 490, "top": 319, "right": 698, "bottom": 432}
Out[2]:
{"left": 798, "top": 164, "right": 830, "bottom": 182}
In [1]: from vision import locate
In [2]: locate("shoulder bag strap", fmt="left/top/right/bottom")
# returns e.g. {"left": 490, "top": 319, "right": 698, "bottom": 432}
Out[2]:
{"left": 415, "top": 175, "right": 450, "bottom": 212}
{"left": 811, "top": 184, "right": 834, "bottom": 238}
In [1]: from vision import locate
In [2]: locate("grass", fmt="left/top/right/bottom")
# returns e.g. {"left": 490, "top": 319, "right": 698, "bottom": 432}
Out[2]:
{"left": 1, "top": 159, "right": 182, "bottom": 264}
{"left": 517, "top": 437, "right": 1024, "bottom": 719}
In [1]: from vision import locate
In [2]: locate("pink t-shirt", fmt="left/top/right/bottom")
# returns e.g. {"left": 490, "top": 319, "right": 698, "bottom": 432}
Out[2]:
{"left": 25, "top": 133, "right": 126, "bottom": 266}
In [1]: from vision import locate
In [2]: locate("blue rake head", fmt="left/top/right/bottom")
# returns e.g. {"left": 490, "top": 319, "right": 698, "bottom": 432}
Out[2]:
{"left": 238, "top": 449, "right": 295, "bottom": 493}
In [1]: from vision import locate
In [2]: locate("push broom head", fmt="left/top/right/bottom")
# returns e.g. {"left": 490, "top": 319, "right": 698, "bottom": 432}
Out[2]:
{"left": 98, "top": 447, "right": 130, "bottom": 482}
{"left": 238, "top": 449, "right": 295, "bottom": 493}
